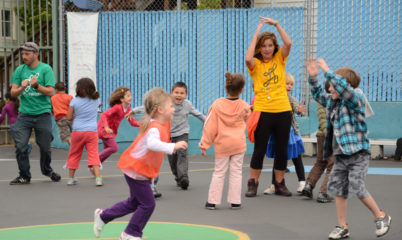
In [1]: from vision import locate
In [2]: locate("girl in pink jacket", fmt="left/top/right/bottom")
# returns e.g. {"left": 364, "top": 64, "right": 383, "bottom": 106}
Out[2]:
{"left": 97, "top": 87, "right": 139, "bottom": 165}
{"left": 199, "top": 72, "right": 251, "bottom": 210}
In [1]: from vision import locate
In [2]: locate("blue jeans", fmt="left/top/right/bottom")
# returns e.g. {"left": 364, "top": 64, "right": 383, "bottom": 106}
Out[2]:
{"left": 10, "top": 113, "right": 54, "bottom": 179}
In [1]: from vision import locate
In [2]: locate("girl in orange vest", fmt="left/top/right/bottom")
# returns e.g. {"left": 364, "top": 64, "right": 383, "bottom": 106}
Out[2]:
{"left": 93, "top": 87, "right": 188, "bottom": 240}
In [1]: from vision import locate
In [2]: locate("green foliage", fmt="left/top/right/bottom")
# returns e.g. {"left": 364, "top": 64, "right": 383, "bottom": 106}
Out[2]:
{"left": 14, "top": 0, "right": 52, "bottom": 37}
{"left": 198, "top": 0, "right": 221, "bottom": 9}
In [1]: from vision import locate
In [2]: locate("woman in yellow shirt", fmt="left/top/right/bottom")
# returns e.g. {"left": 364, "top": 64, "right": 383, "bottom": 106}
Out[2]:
{"left": 245, "top": 16, "right": 292, "bottom": 197}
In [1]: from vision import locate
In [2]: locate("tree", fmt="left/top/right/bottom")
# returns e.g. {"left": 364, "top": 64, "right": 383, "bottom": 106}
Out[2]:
{"left": 14, "top": 0, "right": 52, "bottom": 37}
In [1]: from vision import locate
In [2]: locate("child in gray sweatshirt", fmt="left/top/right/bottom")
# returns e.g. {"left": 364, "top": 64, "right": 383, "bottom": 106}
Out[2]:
{"left": 169, "top": 82, "right": 205, "bottom": 190}
{"left": 132, "top": 82, "right": 205, "bottom": 191}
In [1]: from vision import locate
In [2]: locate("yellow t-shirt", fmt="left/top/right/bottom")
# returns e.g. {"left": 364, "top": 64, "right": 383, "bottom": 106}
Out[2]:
{"left": 247, "top": 48, "right": 291, "bottom": 113}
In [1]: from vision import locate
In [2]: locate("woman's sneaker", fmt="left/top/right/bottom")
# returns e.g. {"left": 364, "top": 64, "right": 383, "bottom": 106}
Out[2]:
{"left": 67, "top": 177, "right": 77, "bottom": 186}
{"left": 120, "top": 231, "right": 141, "bottom": 240}
{"left": 93, "top": 208, "right": 105, "bottom": 238}
{"left": 328, "top": 225, "right": 350, "bottom": 239}
{"left": 263, "top": 184, "right": 275, "bottom": 195}
{"left": 375, "top": 212, "right": 391, "bottom": 237}
{"left": 274, "top": 179, "right": 292, "bottom": 197}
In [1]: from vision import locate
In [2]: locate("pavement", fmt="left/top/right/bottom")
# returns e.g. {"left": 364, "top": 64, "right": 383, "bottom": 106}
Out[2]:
{"left": 0, "top": 145, "right": 401, "bottom": 240}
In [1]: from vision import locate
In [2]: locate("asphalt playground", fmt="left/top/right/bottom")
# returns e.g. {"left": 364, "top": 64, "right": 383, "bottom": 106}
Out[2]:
{"left": 0, "top": 145, "right": 401, "bottom": 240}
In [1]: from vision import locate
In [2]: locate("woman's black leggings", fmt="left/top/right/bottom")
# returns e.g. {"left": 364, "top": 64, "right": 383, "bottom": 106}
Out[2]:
{"left": 250, "top": 111, "right": 292, "bottom": 171}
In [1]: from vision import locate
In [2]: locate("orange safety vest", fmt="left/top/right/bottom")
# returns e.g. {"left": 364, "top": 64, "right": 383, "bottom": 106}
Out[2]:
{"left": 117, "top": 121, "right": 171, "bottom": 179}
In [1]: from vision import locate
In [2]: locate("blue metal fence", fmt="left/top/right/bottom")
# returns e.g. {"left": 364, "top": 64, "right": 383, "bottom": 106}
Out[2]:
{"left": 96, "top": 8, "right": 305, "bottom": 112}
{"left": 317, "top": 0, "right": 402, "bottom": 102}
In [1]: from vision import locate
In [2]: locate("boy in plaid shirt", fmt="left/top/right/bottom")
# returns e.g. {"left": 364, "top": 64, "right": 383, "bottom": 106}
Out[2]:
{"left": 307, "top": 58, "right": 391, "bottom": 240}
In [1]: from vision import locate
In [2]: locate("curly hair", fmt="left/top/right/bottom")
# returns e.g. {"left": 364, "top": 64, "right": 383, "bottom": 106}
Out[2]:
{"left": 109, "top": 87, "right": 131, "bottom": 107}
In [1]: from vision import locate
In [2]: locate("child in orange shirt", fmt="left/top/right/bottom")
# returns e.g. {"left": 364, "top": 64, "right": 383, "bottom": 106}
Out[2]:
{"left": 199, "top": 72, "right": 250, "bottom": 210}
{"left": 51, "top": 82, "right": 73, "bottom": 145}
{"left": 93, "top": 87, "right": 187, "bottom": 239}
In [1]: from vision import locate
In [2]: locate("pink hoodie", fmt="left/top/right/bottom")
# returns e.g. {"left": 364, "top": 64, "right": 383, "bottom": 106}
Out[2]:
{"left": 199, "top": 98, "right": 250, "bottom": 158}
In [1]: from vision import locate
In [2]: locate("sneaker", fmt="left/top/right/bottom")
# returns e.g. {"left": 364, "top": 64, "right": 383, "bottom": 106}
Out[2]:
{"left": 93, "top": 208, "right": 105, "bottom": 238}
{"left": 67, "top": 177, "right": 77, "bottom": 186}
{"left": 317, "top": 192, "right": 334, "bottom": 203}
{"left": 263, "top": 184, "right": 275, "bottom": 195}
{"left": 375, "top": 213, "right": 391, "bottom": 237}
{"left": 205, "top": 202, "right": 216, "bottom": 210}
{"left": 152, "top": 187, "right": 162, "bottom": 198}
{"left": 95, "top": 177, "right": 103, "bottom": 187}
{"left": 245, "top": 178, "right": 258, "bottom": 197}
{"left": 47, "top": 172, "right": 61, "bottom": 182}
{"left": 120, "top": 231, "right": 141, "bottom": 240}
{"left": 274, "top": 179, "right": 292, "bottom": 197}
{"left": 297, "top": 184, "right": 305, "bottom": 194}
{"left": 231, "top": 203, "right": 241, "bottom": 210}
{"left": 328, "top": 225, "right": 350, "bottom": 239}
{"left": 9, "top": 176, "right": 30, "bottom": 185}
{"left": 302, "top": 183, "right": 313, "bottom": 199}
{"left": 180, "top": 178, "right": 189, "bottom": 190}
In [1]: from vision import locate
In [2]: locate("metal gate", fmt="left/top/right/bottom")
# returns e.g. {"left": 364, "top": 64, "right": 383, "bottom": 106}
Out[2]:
{"left": 0, "top": 0, "right": 59, "bottom": 98}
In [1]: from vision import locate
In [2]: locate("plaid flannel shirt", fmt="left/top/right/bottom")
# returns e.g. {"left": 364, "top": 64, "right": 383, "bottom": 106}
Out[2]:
{"left": 308, "top": 70, "right": 370, "bottom": 159}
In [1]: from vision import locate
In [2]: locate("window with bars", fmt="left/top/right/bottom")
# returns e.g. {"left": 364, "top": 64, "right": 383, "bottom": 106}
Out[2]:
{"left": 1, "top": 9, "right": 11, "bottom": 37}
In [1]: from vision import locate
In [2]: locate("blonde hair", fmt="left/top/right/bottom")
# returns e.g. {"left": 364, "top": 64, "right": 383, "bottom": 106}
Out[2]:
{"left": 285, "top": 73, "right": 295, "bottom": 84}
{"left": 139, "top": 87, "right": 172, "bottom": 134}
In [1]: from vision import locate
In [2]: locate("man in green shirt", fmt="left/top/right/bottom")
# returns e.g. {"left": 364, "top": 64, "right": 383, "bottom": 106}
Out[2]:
{"left": 9, "top": 42, "right": 61, "bottom": 185}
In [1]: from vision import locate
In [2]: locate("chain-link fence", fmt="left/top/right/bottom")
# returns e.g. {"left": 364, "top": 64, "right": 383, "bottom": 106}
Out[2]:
{"left": 62, "top": 0, "right": 319, "bottom": 112}
{"left": 1, "top": 0, "right": 400, "bottom": 116}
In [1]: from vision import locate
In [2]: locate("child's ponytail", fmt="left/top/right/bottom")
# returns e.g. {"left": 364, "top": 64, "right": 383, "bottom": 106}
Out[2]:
{"left": 225, "top": 72, "right": 245, "bottom": 96}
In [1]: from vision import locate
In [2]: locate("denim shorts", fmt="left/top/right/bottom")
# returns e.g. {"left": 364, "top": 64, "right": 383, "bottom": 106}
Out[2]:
{"left": 327, "top": 151, "right": 370, "bottom": 199}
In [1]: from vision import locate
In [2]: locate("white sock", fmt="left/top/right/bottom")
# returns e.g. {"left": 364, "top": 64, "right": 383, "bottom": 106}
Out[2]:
{"left": 299, "top": 181, "right": 306, "bottom": 186}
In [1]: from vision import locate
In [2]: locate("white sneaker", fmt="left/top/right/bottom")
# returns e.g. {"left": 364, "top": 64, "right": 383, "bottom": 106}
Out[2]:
{"left": 67, "top": 177, "right": 77, "bottom": 186}
{"left": 93, "top": 208, "right": 105, "bottom": 238}
{"left": 375, "top": 213, "right": 391, "bottom": 237}
{"left": 120, "top": 231, "right": 141, "bottom": 240}
{"left": 96, "top": 177, "right": 103, "bottom": 187}
{"left": 297, "top": 184, "right": 305, "bottom": 194}
{"left": 263, "top": 184, "right": 275, "bottom": 195}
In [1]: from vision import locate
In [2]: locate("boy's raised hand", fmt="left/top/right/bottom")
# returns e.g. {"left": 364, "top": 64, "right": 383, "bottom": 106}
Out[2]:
{"left": 316, "top": 58, "right": 329, "bottom": 73}
{"left": 307, "top": 58, "right": 320, "bottom": 77}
